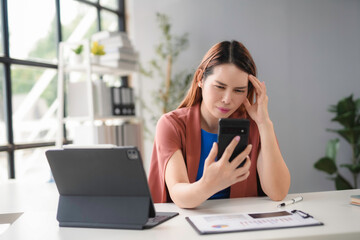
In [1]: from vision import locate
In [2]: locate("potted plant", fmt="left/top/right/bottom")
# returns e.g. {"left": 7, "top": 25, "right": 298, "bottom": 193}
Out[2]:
{"left": 140, "top": 13, "right": 192, "bottom": 138}
{"left": 91, "top": 41, "right": 105, "bottom": 64}
{"left": 70, "top": 44, "right": 83, "bottom": 64}
{"left": 314, "top": 94, "right": 360, "bottom": 190}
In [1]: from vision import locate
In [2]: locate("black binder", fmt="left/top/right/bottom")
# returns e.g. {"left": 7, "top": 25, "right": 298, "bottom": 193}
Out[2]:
{"left": 110, "top": 86, "right": 135, "bottom": 116}
{"left": 46, "top": 146, "right": 178, "bottom": 229}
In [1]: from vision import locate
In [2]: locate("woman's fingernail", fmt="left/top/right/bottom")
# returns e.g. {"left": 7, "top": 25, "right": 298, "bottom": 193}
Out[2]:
{"left": 235, "top": 136, "right": 240, "bottom": 141}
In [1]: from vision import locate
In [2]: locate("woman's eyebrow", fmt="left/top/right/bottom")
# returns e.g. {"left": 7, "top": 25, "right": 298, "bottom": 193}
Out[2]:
{"left": 215, "top": 80, "right": 247, "bottom": 89}
{"left": 234, "top": 86, "right": 247, "bottom": 89}
{"left": 215, "top": 80, "right": 227, "bottom": 86}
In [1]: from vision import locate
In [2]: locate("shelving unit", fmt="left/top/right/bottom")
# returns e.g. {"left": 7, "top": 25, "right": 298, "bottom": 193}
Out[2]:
{"left": 56, "top": 40, "right": 142, "bottom": 151}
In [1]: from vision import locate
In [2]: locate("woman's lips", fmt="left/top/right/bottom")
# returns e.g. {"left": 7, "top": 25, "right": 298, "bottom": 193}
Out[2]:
{"left": 218, "top": 107, "right": 230, "bottom": 114}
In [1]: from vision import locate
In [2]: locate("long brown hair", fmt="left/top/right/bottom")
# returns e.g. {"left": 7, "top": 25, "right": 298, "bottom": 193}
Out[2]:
{"left": 178, "top": 41, "right": 257, "bottom": 111}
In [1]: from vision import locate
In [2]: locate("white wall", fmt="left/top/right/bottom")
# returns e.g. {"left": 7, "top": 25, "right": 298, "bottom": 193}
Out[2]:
{"left": 128, "top": 0, "right": 360, "bottom": 193}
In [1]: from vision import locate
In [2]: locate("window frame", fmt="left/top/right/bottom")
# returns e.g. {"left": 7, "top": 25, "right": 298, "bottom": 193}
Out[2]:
{"left": 0, "top": 0, "right": 126, "bottom": 179}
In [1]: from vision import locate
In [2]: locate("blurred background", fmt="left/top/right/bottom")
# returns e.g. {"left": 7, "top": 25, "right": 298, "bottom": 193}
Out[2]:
{"left": 0, "top": 0, "right": 359, "bottom": 194}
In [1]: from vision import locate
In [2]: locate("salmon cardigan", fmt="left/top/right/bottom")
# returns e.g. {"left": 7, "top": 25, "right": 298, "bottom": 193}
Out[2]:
{"left": 148, "top": 103, "right": 261, "bottom": 203}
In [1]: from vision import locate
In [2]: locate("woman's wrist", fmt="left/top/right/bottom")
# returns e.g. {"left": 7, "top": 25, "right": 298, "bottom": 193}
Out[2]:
{"left": 256, "top": 118, "right": 273, "bottom": 130}
{"left": 198, "top": 176, "right": 219, "bottom": 199}
{"left": 198, "top": 177, "right": 212, "bottom": 196}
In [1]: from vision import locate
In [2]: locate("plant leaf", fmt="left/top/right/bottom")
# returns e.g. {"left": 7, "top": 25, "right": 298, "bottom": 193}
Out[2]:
{"left": 325, "top": 138, "right": 339, "bottom": 161}
{"left": 335, "top": 174, "right": 353, "bottom": 190}
{"left": 353, "top": 126, "right": 360, "bottom": 144}
{"left": 356, "top": 143, "right": 360, "bottom": 159}
{"left": 327, "top": 128, "right": 354, "bottom": 144}
{"left": 336, "top": 95, "right": 355, "bottom": 115}
{"left": 356, "top": 98, "right": 360, "bottom": 115}
{"left": 329, "top": 95, "right": 356, "bottom": 128}
{"left": 72, "top": 44, "right": 83, "bottom": 54}
{"left": 314, "top": 157, "right": 337, "bottom": 174}
{"left": 340, "top": 163, "right": 360, "bottom": 174}
{"left": 331, "top": 111, "right": 355, "bottom": 128}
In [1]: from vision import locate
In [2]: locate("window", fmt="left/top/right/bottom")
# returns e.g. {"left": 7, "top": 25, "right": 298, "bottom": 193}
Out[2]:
{"left": 60, "top": 0, "right": 98, "bottom": 42}
{"left": 100, "top": 0, "right": 118, "bottom": 10}
{"left": 11, "top": 65, "right": 57, "bottom": 144}
{"left": 0, "top": 0, "right": 126, "bottom": 180}
{"left": 0, "top": 64, "right": 5, "bottom": 145}
{"left": 0, "top": 5, "right": 3, "bottom": 56}
{"left": 101, "top": 10, "right": 119, "bottom": 31}
{"left": 8, "top": 0, "right": 57, "bottom": 63}
{"left": 0, "top": 152, "right": 7, "bottom": 182}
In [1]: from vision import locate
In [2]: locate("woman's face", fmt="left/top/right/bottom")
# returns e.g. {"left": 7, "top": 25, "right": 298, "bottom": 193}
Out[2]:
{"left": 200, "top": 63, "right": 249, "bottom": 121}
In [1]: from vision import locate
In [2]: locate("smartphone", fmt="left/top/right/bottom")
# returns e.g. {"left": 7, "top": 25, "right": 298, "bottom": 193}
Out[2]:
{"left": 217, "top": 118, "right": 250, "bottom": 168}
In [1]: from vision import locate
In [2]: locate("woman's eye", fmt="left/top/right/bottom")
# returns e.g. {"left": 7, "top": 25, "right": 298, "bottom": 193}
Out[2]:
{"left": 235, "top": 89, "right": 245, "bottom": 93}
{"left": 215, "top": 85, "right": 225, "bottom": 89}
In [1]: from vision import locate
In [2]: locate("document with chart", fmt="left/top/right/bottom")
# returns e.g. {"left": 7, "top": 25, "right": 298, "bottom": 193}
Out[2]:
{"left": 185, "top": 210, "right": 323, "bottom": 235}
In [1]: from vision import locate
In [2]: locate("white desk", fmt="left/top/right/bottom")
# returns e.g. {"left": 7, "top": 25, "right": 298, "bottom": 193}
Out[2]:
{"left": 0, "top": 181, "right": 359, "bottom": 240}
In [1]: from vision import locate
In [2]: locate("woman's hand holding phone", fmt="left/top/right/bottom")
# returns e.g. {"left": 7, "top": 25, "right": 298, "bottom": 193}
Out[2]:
{"left": 201, "top": 136, "right": 252, "bottom": 194}
{"left": 217, "top": 119, "right": 250, "bottom": 168}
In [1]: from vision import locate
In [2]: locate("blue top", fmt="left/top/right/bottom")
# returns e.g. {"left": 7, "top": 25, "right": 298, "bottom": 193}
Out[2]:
{"left": 196, "top": 129, "right": 230, "bottom": 199}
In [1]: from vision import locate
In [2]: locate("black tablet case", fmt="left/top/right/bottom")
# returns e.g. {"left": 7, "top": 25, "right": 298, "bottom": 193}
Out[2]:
{"left": 46, "top": 147, "right": 169, "bottom": 229}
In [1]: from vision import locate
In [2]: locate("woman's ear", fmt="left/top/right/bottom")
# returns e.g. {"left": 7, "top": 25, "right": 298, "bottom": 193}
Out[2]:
{"left": 195, "top": 69, "right": 203, "bottom": 81}
{"left": 195, "top": 69, "right": 203, "bottom": 88}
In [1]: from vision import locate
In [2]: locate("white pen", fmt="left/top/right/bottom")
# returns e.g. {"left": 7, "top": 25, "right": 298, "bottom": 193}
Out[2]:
{"left": 277, "top": 196, "right": 303, "bottom": 208}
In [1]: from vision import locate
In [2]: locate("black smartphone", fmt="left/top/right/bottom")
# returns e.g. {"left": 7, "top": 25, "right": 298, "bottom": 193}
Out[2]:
{"left": 217, "top": 118, "right": 250, "bottom": 168}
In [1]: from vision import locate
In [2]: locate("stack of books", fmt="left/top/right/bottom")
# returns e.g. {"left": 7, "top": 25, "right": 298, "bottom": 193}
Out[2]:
{"left": 92, "top": 31, "right": 139, "bottom": 71}
{"left": 350, "top": 195, "right": 360, "bottom": 206}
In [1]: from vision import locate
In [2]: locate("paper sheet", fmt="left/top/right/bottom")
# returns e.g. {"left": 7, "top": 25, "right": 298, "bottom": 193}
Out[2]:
{"left": 186, "top": 210, "right": 323, "bottom": 234}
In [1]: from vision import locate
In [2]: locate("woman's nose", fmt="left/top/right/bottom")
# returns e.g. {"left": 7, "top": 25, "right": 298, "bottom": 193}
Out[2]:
{"left": 221, "top": 91, "right": 232, "bottom": 104}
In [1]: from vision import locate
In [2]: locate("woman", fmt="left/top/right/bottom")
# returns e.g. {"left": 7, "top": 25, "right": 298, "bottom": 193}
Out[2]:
{"left": 148, "top": 40, "right": 290, "bottom": 208}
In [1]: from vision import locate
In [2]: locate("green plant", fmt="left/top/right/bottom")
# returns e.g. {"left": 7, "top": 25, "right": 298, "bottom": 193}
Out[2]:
{"left": 314, "top": 94, "right": 360, "bottom": 189}
{"left": 91, "top": 41, "right": 105, "bottom": 55}
{"left": 140, "top": 13, "right": 192, "bottom": 136}
{"left": 72, "top": 44, "right": 83, "bottom": 55}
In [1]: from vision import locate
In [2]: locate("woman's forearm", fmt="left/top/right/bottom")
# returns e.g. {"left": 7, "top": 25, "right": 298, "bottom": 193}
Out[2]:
{"left": 168, "top": 178, "right": 213, "bottom": 208}
{"left": 257, "top": 120, "right": 290, "bottom": 201}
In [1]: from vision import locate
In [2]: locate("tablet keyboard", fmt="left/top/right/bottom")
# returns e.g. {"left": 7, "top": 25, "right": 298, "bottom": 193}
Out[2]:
{"left": 144, "top": 212, "right": 179, "bottom": 228}
{"left": 146, "top": 215, "right": 169, "bottom": 224}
